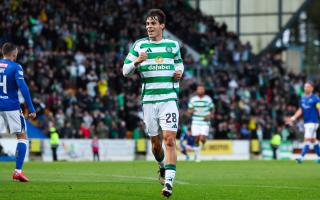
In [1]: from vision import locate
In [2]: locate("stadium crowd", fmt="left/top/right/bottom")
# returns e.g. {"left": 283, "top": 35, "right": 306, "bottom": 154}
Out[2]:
{"left": 0, "top": 0, "right": 311, "bottom": 140}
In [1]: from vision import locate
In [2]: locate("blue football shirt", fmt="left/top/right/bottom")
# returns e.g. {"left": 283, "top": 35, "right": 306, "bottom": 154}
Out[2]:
{"left": 299, "top": 94, "right": 320, "bottom": 123}
{"left": 0, "top": 59, "right": 35, "bottom": 112}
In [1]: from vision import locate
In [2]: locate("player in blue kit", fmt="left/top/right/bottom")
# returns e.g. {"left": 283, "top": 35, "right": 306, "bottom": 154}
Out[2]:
{"left": 286, "top": 81, "right": 320, "bottom": 163}
{"left": 0, "top": 43, "right": 36, "bottom": 182}
{"left": 179, "top": 127, "right": 195, "bottom": 160}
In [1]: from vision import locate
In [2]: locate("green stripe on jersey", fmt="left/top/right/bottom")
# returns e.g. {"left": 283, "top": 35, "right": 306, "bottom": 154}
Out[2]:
{"left": 193, "top": 114, "right": 208, "bottom": 117}
{"left": 142, "top": 98, "right": 177, "bottom": 104}
{"left": 129, "top": 48, "right": 139, "bottom": 57}
{"left": 138, "top": 64, "right": 175, "bottom": 72}
{"left": 193, "top": 105, "right": 210, "bottom": 108}
{"left": 141, "top": 76, "right": 178, "bottom": 83}
{"left": 124, "top": 58, "right": 133, "bottom": 64}
{"left": 140, "top": 42, "right": 176, "bottom": 49}
{"left": 147, "top": 52, "right": 174, "bottom": 59}
{"left": 193, "top": 100, "right": 211, "bottom": 103}
{"left": 194, "top": 108, "right": 211, "bottom": 114}
{"left": 144, "top": 88, "right": 178, "bottom": 95}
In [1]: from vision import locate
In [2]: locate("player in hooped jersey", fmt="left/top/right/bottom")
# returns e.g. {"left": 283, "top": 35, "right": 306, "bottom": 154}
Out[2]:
{"left": 286, "top": 81, "right": 320, "bottom": 163}
{"left": 0, "top": 43, "right": 36, "bottom": 181}
{"left": 123, "top": 9, "right": 183, "bottom": 197}
{"left": 188, "top": 84, "right": 214, "bottom": 162}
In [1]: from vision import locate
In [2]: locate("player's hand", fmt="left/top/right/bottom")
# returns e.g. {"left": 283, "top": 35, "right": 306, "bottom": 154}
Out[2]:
{"left": 204, "top": 115, "right": 211, "bottom": 121}
{"left": 28, "top": 112, "right": 37, "bottom": 120}
{"left": 285, "top": 117, "right": 294, "bottom": 125}
{"left": 187, "top": 108, "right": 194, "bottom": 116}
{"left": 174, "top": 70, "right": 182, "bottom": 81}
{"left": 134, "top": 52, "right": 147, "bottom": 66}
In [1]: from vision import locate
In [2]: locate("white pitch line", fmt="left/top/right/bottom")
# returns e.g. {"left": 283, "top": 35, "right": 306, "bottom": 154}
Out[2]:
{"left": 221, "top": 184, "right": 318, "bottom": 191}
{"left": 110, "top": 174, "right": 190, "bottom": 185}
{"left": 29, "top": 178, "right": 152, "bottom": 184}
{"left": 27, "top": 171, "right": 190, "bottom": 185}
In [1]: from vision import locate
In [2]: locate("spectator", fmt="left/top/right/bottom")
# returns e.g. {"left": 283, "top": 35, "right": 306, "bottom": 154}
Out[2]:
{"left": 49, "top": 127, "right": 60, "bottom": 161}
{"left": 0, "top": 0, "right": 307, "bottom": 141}
{"left": 92, "top": 136, "right": 100, "bottom": 161}
{"left": 79, "top": 123, "right": 91, "bottom": 139}
{"left": 270, "top": 131, "right": 281, "bottom": 160}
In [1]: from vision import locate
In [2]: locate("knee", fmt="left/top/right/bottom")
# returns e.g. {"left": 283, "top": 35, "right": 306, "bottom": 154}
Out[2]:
{"left": 164, "top": 136, "right": 176, "bottom": 148}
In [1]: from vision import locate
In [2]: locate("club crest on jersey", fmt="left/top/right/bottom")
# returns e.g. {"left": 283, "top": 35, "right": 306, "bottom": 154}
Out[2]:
{"left": 155, "top": 56, "right": 164, "bottom": 64}
{"left": 166, "top": 46, "right": 173, "bottom": 53}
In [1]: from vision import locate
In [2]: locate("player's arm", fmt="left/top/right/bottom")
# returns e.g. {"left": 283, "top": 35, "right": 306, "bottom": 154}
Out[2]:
{"left": 122, "top": 44, "right": 146, "bottom": 77}
{"left": 187, "top": 101, "right": 194, "bottom": 116}
{"left": 173, "top": 43, "right": 184, "bottom": 81}
{"left": 204, "top": 108, "right": 215, "bottom": 121}
{"left": 15, "top": 65, "right": 36, "bottom": 119}
{"left": 187, "top": 108, "right": 194, "bottom": 116}
{"left": 204, "top": 102, "right": 215, "bottom": 121}
{"left": 285, "top": 108, "right": 302, "bottom": 125}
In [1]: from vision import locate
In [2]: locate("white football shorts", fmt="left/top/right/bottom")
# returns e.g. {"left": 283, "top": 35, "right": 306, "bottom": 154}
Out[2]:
{"left": 142, "top": 101, "right": 179, "bottom": 136}
{"left": 191, "top": 124, "right": 209, "bottom": 137}
{"left": 304, "top": 123, "right": 319, "bottom": 139}
{"left": 0, "top": 110, "right": 27, "bottom": 134}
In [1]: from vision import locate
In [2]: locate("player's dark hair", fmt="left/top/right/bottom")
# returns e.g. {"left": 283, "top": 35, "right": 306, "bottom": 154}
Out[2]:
{"left": 305, "top": 80, "right": 314, "bottom": 87}
{"left": 1, "top": 42, "right": 17, "bottom": 56}
{"left": 197, "top": 83, "right": 205, "bottom": 88}
{"left": 146, "top": 9, "right": 166, "bottom": 24}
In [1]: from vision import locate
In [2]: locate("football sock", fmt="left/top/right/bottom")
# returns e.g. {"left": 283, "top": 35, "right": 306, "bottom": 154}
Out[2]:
{"left": 314, "top": 143, "right": 320, "bottom": 158}
{"left": 165, "top": 164, "right": 176, "bottom": 187}
{"left": 193, "top": 145, "right": 200, "bottom": 160}
{"left": 16, "top": 139, "right": 28, "bottom": 172}
{"left": 300, "top": 142, "right": 310, "bottom": 159}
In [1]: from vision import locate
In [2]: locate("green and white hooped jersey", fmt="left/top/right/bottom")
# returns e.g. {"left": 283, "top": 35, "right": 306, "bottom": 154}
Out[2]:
{"left": 123, "top": 38, "right": 184, "bottom": 104}
{"left": 188, "top": 95, "right": 214, "bottom": 126}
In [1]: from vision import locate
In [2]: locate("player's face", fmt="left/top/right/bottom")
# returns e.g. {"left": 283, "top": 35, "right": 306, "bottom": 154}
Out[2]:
{"left": 304, "top": 83, "right": 313, "bottom": 95}
{"left": 146, "top": 17, "right": 164, "bottom": 41}
{"left": 196, "top": 86, "right": 205, "bottom": 96}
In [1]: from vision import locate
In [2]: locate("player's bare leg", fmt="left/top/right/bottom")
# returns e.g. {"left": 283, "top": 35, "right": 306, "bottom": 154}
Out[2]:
{"left": 12, "top": 132, "right": 29, "bottom": 182}
{"left": 161, "top": 130, "right": 177, "bottom": 198}
{"left": 200, "top": 135, "right": 206, "bottom": 149}
{"left": 151, "top": 134, "right": 165, "bottom": 185}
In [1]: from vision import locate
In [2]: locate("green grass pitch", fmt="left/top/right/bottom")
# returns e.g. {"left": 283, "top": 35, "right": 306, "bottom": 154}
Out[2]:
{"left": 0, "top": 160, "right": 319, "bottom": 200}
